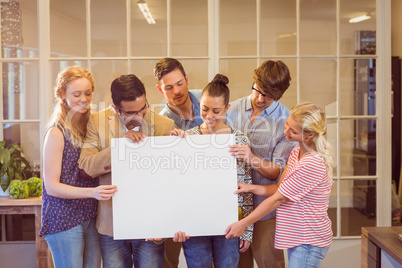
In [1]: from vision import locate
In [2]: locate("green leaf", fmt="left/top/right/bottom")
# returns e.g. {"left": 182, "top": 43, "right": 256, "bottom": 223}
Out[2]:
{"left": 0, "top": 141, "right": 5, "bottom": 150}
{"left": 1, "top": 174, "right": 9, "bottom": 192}
{"left": 14, "top": 173, "right": 23, "bottom": 181}
{"left": 0, "top": 143, "right": 32, "bottom": 189}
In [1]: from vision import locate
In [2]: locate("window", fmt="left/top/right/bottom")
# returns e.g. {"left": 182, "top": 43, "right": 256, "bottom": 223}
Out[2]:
{"left": 0, "top": 0, "right": 391, "bottom": 254}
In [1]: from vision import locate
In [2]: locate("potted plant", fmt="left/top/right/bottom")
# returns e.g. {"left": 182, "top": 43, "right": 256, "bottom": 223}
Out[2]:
{"left": 0, "top": 141, "right": 32, "bottom": 194}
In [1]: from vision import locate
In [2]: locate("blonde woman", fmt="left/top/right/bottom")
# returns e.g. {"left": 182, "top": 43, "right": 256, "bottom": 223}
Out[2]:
{"left": 40, "top": 66, "right": 117, "bottom": 268}
{"left": 226, "top": 102, "right": 333, "bottom": 268}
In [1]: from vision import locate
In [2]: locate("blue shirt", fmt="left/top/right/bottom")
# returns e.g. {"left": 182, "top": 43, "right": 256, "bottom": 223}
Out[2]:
{"left": 159, "top": 89, "right": 203, "bottom": 131}
{"left": 226, "top": 95, "right": 296, "bottom": 221}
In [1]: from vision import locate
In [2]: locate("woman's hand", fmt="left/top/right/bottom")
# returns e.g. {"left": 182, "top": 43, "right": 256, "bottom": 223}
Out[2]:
{"left": 239, "top": 240, "right": 251, "bottom": 253}
{"left": 145, "top": 238, "right": 165, "bottom": 245}
{"left": 124, "top": 130, "right": 146, "bottom": 143}
{"left": 170, "top": 128, "right": 186, "bottom": 138}
{"left": 235, "top": 183, "right": 254, "bottom": 194}
{"left": 225, "top": 220, "right": 247, "bottom": 239}
{"left": 93, "top": 185, "right": 118, "bottom": 200}
{"left": 173, "top": 231, "right": 189, "bottom": 242}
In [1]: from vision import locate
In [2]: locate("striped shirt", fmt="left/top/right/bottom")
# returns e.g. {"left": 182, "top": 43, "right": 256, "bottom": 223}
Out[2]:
{"left": 275, "top": 145, "right": 333, "bottom": 249}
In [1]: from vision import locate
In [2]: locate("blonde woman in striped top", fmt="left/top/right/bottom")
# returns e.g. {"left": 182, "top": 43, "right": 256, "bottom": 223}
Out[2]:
{"left": 226, "top": 102, "right": 333, "bottom": 268}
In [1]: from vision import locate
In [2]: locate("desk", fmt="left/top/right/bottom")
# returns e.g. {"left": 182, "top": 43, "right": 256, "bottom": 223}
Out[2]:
{"left": 361, "top": 226, "right": 402, "bottom": 267}
{"left": 0, "top": 197, "right": 50, "bottom": 268}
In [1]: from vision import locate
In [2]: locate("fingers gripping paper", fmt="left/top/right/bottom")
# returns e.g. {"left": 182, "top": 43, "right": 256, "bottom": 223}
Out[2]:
{"left": 111, "top": 134, "right": 238, "bottom": 239}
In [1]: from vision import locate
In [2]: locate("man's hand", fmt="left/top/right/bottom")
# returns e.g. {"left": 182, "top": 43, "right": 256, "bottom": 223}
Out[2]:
{"left": 173, "top": 231, "right": 189, "bottom": 242}
{"left": 239, "top": 240, "right": 251, "bottom": 253}
{"left": 229, "top": 144, "right": 255, "bottom": 164}
{"left": 170, "top": 128, "right": 186, "bottom": 138}
{"left": 124, "top": 130, "right": 146, "bottom": 143}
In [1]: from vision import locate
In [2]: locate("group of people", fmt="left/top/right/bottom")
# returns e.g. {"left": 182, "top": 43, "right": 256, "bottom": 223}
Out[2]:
{"left": 40, "top": 58, "right": 334, "bottom": 268}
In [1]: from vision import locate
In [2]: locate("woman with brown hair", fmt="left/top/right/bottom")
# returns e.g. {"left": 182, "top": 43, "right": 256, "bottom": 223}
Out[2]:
{"left": 40, "top": 66, "right": 117, "bottom": 268}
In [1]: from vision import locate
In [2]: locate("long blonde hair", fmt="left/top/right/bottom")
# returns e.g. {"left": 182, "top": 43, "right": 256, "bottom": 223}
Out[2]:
{"left": 47, "top": 66, "right": 95, "bottom": 147}
{"left": 290, "top": 102, "right": 334, "bottom": 177}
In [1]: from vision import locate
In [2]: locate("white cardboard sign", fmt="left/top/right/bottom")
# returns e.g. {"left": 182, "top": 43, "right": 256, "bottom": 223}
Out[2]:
{"left": 111, "top": 134, "right": 238, "bottom": 239}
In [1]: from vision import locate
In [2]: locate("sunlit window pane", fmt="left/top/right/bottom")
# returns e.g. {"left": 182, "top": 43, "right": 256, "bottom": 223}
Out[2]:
{"left": 277, "top": 59, "right": 297, "bottom": 110}
{"left": 220, "top": 0, "right": 257, "bottom": 57}
{"left": 1, "top": 0, "right": 38, "bottom": 58}
{"left": 299, "top": 59, "right": 337, "bottom": 116}
{"left": 171, "top": 0, "right": 208, "bottom": 57}
{"left": 91, "top": 0, "right": 127, "bottom": 57}
{"left": 131, "top": 0, "right": 167, "bottom": 57}
{"left": 261, "top": 0, "right": 296, "bottom": 56}
{"left": 300, "top": 0, "right": 336, "bottom": 55}
{"left": 340, "top": 59, "right": 376, "bottom": 116}
{"left": 339, "top": 119, "right": 376, "bottom": 177}
{"left": 50, "top": 0, "right": 86, "bottom": 57}
{"left": 340, "top": 0, "right": 376, "bottom": 55}
{"left": 220, "top": 59, "right": 257, "bottom": 101}
{"left": 90, "top": 60, "right": 128, "bottom": 110}
{"left": 2, "top": 61, "right": 39, "bottom": 120}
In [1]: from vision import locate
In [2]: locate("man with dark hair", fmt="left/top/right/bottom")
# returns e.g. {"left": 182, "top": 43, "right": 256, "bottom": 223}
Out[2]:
{"left": 154, "top": 58, "right": 203, "bottom": 268}
{"left": 227, "top": 60, "right": 295, "bottom": 268}
{"left": 78, "top": 74, "right": 175, "bottom": 268}
{"left": 154, "top": 57, "right": 203, "bottom": 130}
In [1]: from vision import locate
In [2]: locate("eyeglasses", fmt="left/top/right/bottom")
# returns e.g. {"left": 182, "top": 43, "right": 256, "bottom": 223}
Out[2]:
{"left": 251, "top": 83, "right": 268, "bottom": 98}
{"left": 116, "top": 100, "right": 149, "bottom": 117}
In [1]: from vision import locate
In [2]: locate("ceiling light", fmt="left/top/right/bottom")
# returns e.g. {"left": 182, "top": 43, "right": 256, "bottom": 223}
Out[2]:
{"left": 137, "top": 0, "right": 155, "bottom": 24}
{"left": 349, "top": 14, "right": 371, "bottom": 23}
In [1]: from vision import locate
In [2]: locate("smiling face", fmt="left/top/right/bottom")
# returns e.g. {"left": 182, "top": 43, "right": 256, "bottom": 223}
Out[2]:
{"left": 157, "top": 68, "right": 190, "bottom": 107}
{"left": 284, "top": 115, "right": 303, "bottom": 143}
{"left": 284, "top": 115, "right": 316, "bottom": 148}
{"left": 63, "top": 77, "right": 93, "bottom": 114}
{"left": 113, "top": 94, "right": 148, "bottom": 130}
{"left": 200, "top": 93, "right": 229, "bottom": 129}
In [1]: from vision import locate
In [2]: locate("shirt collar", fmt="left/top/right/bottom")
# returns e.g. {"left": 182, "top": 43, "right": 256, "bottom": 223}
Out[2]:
{"left": 245, "top": 95, "right": 280, "bottom": 116}
{"left": 163, "top": 91, "right": 202, "bottom": 128}
{"left": 189, "top": 91, "right": 200, "bottom": 110}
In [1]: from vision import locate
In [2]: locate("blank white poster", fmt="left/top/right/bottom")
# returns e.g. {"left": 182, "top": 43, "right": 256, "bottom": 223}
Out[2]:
{"left": 110, "top": 134, "right": 238, "bottom": 239}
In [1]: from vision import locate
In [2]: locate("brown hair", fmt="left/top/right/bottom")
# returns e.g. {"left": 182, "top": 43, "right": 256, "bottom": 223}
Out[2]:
{"left": 253, "top": 60, "right": 291, "bottom": 101}
{"left": 201, "top": 74, "right": 230, "bottom": 106}
{"left": 154, "top": 57, "right": 187, "bottom": 83}
{"left": 48, "top": 66, "right": 95, "bottom": 146}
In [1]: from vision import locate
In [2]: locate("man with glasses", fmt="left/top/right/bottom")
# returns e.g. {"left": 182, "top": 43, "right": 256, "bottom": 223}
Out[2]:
{"left": 78, "top": 74, "right": 175, "bottom": 268}
{"left": 154, "top": 57, "right": 203, "bottom": 268}
{"left": 226, "top": 60, "right": 295, "bottom": 268}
